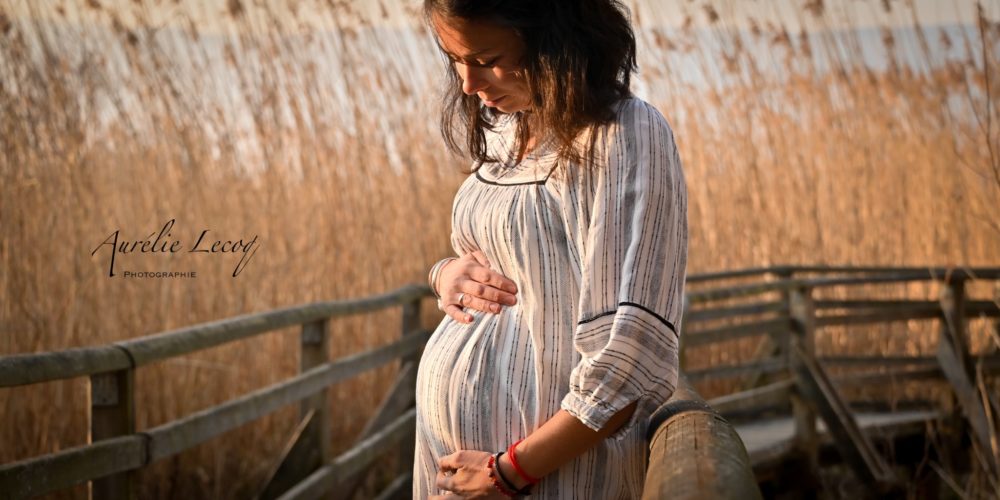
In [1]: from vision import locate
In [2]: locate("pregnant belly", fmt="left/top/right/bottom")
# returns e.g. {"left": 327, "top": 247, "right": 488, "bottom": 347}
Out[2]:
{"left": 416, "top": 312, "right": 546, "bottom": 448}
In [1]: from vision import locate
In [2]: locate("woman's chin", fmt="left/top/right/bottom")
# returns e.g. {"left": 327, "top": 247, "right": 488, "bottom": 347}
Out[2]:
{"left": 495, "top": 102, "right": 526, "bottom": 114}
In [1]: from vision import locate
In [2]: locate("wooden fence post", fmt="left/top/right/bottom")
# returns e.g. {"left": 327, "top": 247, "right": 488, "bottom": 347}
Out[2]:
{"left": 937, "top": 277, "right": 995, "bottom": 469}
{"left": 742, "top": 268, "right": 794, "bottom": 391}
{"left": 258, "top": 319, "right": 332, "bottom": 499}
{"left": 300, "top": 319, "right": 332, "bottom": 467}
{"left": 398, "top": 298, "right": 422, "bottom": 483}
{"left": 788, "top": 285, "right": 819, "bottom": 482}
{"left": 90, "top": 368, "right": 136, "bottom": 500}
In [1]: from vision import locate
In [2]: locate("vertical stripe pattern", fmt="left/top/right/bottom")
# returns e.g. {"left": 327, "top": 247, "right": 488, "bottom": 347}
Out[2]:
{"left": 414, "top": 96, "right": 688, "bottom": 499}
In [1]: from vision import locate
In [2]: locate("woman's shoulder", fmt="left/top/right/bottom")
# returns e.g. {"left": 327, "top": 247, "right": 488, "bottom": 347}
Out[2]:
{"left": 579, "top": 95, "right": 677, "bottom": 170}
{"left": 607, "top": 95, "right": 675, "bottom": 141}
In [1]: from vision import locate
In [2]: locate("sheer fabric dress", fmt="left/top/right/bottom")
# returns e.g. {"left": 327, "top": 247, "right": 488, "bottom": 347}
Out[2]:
{"left": 413, "top": 96, "right": 688, "bottom": 499}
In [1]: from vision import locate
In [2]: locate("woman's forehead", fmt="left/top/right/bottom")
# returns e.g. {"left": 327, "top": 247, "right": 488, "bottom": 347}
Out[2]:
{"left": 430, "top": 13, "right": 518, "bottom": 58}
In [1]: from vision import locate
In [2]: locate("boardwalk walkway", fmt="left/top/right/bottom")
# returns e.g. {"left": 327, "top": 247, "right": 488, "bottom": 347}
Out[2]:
{"left": 737, "top": 409, "right": 943, "bottom": 461}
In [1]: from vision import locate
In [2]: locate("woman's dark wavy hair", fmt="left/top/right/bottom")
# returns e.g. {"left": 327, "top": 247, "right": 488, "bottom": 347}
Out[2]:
{"left": 423, "top": 0, "right": 637, "bottom": 172}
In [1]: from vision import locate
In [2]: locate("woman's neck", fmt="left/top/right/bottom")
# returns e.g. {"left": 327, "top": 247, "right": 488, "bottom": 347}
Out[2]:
{"left": 519, "top": 113, "right": 544, "bottom": 161}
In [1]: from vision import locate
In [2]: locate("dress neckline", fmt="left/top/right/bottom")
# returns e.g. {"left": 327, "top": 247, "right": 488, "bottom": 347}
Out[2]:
{"left": 475, "top": 116, "right": 559, "bottom": 185}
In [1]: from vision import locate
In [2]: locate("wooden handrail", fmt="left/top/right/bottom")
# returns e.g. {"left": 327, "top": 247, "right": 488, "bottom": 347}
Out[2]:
{"left": 4, "top": 267, "right": 994, "bottom": 388}
{"left": 0, "top": 285, "right": 432, "bottom": 500}
{"left": 685, "top": 267, "right": 1000, "bottom": 304}
{"left": 0, "top": 284, "right": 430, "bottom": 388}
{"left": 0, "top": 329, "right": 432, "bottom": 498}
{"left": 687, "top": 265, "right": 1000, "bottom": 281}
{"left": 3, "top": 265, "right": 999, "bottom": 498}
{"left": 643, "top": 376, "right": 761, "bottom": 499}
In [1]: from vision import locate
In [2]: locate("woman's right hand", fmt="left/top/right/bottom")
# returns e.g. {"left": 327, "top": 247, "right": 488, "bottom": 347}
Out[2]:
{"left": 436, "top": 250, "right": 518, "bottom": 324}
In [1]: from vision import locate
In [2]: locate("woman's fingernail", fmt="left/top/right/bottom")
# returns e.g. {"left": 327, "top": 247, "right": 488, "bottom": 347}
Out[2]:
{"left": 466, "top": 314, "right": 473, "bottom": 322}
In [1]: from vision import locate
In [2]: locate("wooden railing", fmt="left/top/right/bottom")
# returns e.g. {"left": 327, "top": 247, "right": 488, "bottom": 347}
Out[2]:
{"left": 3, "top": 265, "right": 996, "bottom": 499}
{"left": 643, "top": 376, "right": 760, "bottom": 500}
{"left": 0, "top": 284, "right": 430, "bottom": 499}
{"left": 677, "top": 266, "right": 1000, "bottom": 494}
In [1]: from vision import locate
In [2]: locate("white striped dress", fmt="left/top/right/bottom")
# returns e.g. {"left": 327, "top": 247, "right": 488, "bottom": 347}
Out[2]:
{"left": 413, "top": 96, "right": 688, "bottom": 499}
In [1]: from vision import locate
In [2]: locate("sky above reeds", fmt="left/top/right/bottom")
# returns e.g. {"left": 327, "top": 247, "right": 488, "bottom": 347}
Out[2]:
{"left": 2, "top": 0, "right": 998, "bottom": 32}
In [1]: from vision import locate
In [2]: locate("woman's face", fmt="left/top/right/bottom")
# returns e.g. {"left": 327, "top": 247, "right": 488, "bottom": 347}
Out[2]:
{"left": 430, "top": 13, "right": 531, "bottom": 114}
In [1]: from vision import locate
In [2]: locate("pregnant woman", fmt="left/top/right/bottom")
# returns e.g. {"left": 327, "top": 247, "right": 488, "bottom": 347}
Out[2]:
{"left": 414, "top": 1, "right": 688, "bottom": 498}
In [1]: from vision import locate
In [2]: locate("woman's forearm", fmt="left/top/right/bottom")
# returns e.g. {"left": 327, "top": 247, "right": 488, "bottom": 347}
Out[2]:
{"left": 497, "top": 400, "right": 639, "bottom": 490}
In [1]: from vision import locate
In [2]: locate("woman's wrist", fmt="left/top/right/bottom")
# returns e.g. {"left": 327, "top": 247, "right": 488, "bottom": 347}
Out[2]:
{"left": 428, "top": 257, "right": 456, "bottom": 298}
{"left": 497, "top": 442, "right": 537, "bottom": 492}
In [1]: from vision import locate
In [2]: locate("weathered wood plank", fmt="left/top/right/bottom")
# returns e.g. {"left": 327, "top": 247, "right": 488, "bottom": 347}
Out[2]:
{"left": 7, "top": 269, "right": 994, "bottom": 388}
{"left": 820, "top": 354, "right": 1000, "bottom": 370}
{"left": 90, "top": 368, "right": 137, "bottom": 500}
{"left": 683, "top": 317, "right": 790, "bottom": 347}
{"left": 816, "top": 307, "right": 942, "bottom": 327}
{"left": 257, "top": 410, "right": 317, "bottom": 500}
{"left": 684, "top": 301, "right": 787, "bottom": 323}
{"left": 708, "top": 361, "right": 982, "bottom": 416}
{"left": 708, "top": 380, "right": 794, "bottom": 416}
{"left": 686, "top": 358, "right": 787, "bottom": 382}
{"left": 276, "top": 409, "right": 416, "bottom": 500}
{"left": 686, "top": 266, "right": 793, "bottom": 283}
{"left": 0, "top": 285, "right": 431, "bottom": 388}
{"left": 643, "top": 377, "right": 761, "bottom": 500}
{"left": 0, "top": 435, "right": 146, "bottom": 499}
{"left": 372, "top": 473, "right": 412, "bottom": 500}
{"left": 788, "top": 286, "right": 818, "bottom": 472}
{"left": 815, "top": 299, "right": 940, "bottom": 309}
{"left": 814, "top": 299, "right": 998, "bottom": 315}
{"left": 738, "top": 336, "right": 783, "bottom": 392}
{"left": 936, "top": 281, "right": 995, "bottom": 469}
{"left": 259, "top": 319, "right": 332, "bottom": 499}
{"left": 740, "top": 410, "right": 945, "bottom": 467}
{"left": 145, "top": 330, "right": 429, "bottom": 462}
{"left": 397, "top": 299, "right": 422, "bottom": 481}
{"left": 777, "top": 266, "right": 1000, "bottom": 279}
{"left": 833, "top": 366, "right": 945, "bottom": 387}
{"left": 0, "top": 345, "right": 131, "bottom": 388}
{"left": 118, "top": 285, "right": 429, "bottom": 367}
{"left": 820, "top": 355, "right": 936, "bottom": 367}
{"left": 339, "top": 362, "right": 417, "bottom": 497}
{"left": 298, "top": 320, "right": 331, "bottom": 474}
{"left": 686, "top": 268, "right": 1000, "bottom": 304}
{"left": 739, "top": 268, "right": 794, "bottom": 392}
{"left": 967, "top": 300, "right": 1000, "bottom": 317}
{"left": 791, "top": 344, "right": 896, "bottom": 491}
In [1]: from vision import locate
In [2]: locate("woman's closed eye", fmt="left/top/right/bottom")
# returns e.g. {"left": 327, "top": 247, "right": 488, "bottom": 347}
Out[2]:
{"left": 448, "top": 54, "right": 501, "bottom": 68}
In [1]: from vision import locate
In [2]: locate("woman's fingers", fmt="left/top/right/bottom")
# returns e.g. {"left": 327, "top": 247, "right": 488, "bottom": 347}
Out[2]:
{"left": 443, "top": 303, "right": 474, "bottom": 324}
{"left": 437, "top": 251, "right": 519, "bottom": 323}
{"left": 441, "top": 288, "right": 502, "bottom": 323}
{"left": 471, "top": 250, "right": 491, "bottom": 268}
{"left": 457, "top": 283, "right": 509, "bottom": 313}
{"left": 467, "top": 267, "right": 518, "bottom": 302}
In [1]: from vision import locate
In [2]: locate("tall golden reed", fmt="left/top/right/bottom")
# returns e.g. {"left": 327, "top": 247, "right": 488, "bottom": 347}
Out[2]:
{"left": 0, "top": 0, "right": 997, "bottom": 497}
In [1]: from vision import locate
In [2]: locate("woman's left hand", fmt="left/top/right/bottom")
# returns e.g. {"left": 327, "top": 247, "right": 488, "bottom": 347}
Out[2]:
{"left": 431, "top": 450, "right": 506, "bottom": 499}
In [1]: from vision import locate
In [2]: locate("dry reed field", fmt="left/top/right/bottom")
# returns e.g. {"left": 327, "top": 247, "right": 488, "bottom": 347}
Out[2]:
{"left": 1, "top": 0, "right": 999, "bottom": 498}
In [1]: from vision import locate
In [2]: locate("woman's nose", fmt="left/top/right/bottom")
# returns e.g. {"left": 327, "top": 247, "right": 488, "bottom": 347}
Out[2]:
{"left": 456, "top": 63, "right": 488, "bottom": 96}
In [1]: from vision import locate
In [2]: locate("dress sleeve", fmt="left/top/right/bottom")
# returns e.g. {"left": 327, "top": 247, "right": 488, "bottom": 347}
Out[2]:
{"left": 559, "top": 100, "right": 688, "bottom": 437}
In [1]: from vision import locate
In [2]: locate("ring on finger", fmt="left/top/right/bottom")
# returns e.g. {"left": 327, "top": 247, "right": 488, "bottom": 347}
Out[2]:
{"left": 456, "top": 292, "right": 466, "bottom": 308}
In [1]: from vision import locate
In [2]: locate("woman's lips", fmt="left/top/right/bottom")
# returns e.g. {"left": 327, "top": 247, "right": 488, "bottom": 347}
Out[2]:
{"left": 483, "top": 95, "right": 507, "bottom": 107}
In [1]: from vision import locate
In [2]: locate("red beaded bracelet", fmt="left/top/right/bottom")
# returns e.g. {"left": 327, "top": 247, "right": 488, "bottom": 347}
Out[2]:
{"left": 487, "top": 453, "right": 517, "bottom": 498}
{"left": 507, "top": 439, "right": 541, "bottom": 485}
